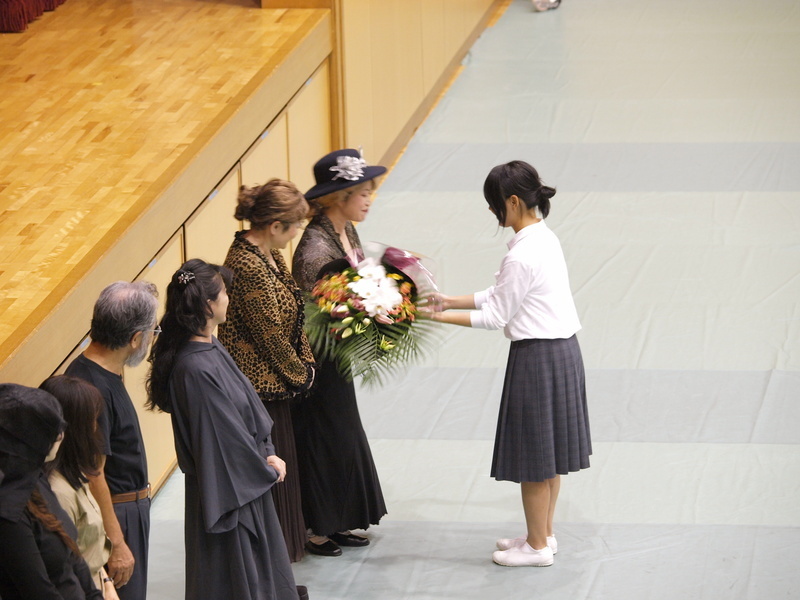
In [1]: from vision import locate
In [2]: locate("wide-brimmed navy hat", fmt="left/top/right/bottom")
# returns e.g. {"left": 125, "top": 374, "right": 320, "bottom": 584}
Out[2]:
{"left": 305, "top": 148, "right": 387, "bottom": 201}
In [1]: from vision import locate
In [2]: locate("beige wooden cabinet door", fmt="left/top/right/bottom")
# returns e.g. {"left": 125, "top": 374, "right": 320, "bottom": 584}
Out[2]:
{"left": 185, "top": 167, "right": 242, "bottom": 267}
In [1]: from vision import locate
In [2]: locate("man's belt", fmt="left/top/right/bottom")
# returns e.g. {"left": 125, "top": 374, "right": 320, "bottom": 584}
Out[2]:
{"left": 110, "top": 484, "right": 150, "bottom": 504}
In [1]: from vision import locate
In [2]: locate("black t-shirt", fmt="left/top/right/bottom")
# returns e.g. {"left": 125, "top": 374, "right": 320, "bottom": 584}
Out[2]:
{"left": 65, "top": 355, "right": 148, "bottom": 494}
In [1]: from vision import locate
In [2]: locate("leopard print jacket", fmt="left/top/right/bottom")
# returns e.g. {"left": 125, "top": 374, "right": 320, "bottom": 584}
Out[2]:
{"left": 218, "top": 231, "right": 315, "bottom": 400}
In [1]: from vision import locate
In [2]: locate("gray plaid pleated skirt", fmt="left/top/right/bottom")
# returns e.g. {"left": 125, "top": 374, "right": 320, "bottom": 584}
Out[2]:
{"left": 490, "top": 334, "right": 592, "bottom": 483}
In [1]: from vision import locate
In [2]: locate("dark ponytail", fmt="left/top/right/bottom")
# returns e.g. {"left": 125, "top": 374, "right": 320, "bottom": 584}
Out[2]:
{"left": 483, "top": 160, "right": 556, "bottom": 226}
{"left": 146, "top": 259, "right": 232, "bottom": 413}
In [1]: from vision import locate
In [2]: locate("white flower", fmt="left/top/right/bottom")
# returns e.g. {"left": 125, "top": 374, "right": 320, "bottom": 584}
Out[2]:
{"left": 362, "top": 286, "right": 403, "bottom": 317}
{"left": 330, "top": 155, "right": 367, "bottom": 181}
{"left": 346, "top": 258, "right": 404, "bottom": 317}
{"left": 347, "top": 259, "right": 387, "bottom": 298}
{"left": 355, "top": 258, "right": 386, "bottom": 280}
{"left": 348, "top": 277, "right": 380, "bottom": 299}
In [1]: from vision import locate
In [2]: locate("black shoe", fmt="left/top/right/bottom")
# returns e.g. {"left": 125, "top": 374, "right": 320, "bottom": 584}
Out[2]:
{"left": 305, "top": 539, "right": 342, "bottom": 556}
{"left": 329, "top": 532, "right": 370, "bottom": 547}
{"left": 296, "top": 585, "right": 309, "bottom": 600}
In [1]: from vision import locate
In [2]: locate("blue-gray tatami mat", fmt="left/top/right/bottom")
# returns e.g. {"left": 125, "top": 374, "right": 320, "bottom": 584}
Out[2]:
{"left": 149, "top": 1, "right": 800, "bottom": 597}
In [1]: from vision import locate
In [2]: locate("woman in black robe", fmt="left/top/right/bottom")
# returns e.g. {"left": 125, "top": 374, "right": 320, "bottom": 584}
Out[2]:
{"left": 291, "top": 149, "right": 388, "bottom": 556}
{"left": 146, "top": 259, "right": 307, "bottom": 600}
{"left": 0, "top": 383, "right": 104, "bottom": 600}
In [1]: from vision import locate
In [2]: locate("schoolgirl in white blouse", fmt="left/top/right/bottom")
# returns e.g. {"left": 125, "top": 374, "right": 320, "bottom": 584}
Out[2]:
{"left": 431, "top": 160, "right": 591, "bottom": 568}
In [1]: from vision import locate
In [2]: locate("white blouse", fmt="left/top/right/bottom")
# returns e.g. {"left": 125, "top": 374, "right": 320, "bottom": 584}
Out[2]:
{"left": 469, "top": 220, "right": 581, "bottom": 341}
{"left": 49, "top": 470, "right": 112, "bottom": 595}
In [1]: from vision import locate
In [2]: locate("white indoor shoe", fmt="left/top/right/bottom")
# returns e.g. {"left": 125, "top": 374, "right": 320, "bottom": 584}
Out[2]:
{"left": 496, "top": 535, "right": 558, "bottom": 554}
{"left": 493, "top": 542, "right": 554, "bottom": 567}
{"left": 532, "top": 0, "right": 561, "bottom": 12}
{"left": 495, "top": 536, "right": 525, "bottom": 551}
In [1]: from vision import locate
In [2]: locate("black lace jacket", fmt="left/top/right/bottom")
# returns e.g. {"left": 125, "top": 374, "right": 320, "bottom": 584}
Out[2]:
{"left": 291, "top": 214, "right": 362, "bottom": 292}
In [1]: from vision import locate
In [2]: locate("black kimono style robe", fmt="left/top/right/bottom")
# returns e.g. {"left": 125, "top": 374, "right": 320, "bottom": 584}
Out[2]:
{"left": 168, "top": 338, "right": 298, "bottom": 600}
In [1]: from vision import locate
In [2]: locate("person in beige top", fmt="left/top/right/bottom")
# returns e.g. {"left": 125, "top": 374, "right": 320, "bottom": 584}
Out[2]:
{"left": 41, "top": 375, "right": 119, "bottom": 599}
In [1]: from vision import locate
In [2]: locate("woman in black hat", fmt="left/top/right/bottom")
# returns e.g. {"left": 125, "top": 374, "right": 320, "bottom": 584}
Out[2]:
{"left": 0, "top": 383, "right": 104, "bottom": 599}
{"left": 291, "top": 149, "right": 388, "bottom": 557}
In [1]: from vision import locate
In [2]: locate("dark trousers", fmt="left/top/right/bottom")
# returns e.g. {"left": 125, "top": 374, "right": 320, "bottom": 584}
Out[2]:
{"left": 113, "top": 497, "right": 151, "bottom": 600}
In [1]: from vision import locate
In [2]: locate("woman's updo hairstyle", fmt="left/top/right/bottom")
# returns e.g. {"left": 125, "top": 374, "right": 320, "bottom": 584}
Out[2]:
{"left": 235, "top": 179, "right": 309, "bottom": 230}
{"left": 483, "top": 160, "right": 556, "bottom": 227}
{"left": 146, "top": 259, "right": 232, "bottom": 413}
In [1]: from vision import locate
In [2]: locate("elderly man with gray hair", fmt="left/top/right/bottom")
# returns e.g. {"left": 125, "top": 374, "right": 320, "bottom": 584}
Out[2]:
{"left": 66, "top": 281, "right": 158, "bottom": 600}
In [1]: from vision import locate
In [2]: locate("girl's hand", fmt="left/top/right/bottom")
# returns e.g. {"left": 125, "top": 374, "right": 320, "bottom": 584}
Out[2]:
{"left": 417, "top": 292, "right": 447, "bottom": 318}
{"left": 267, "top": 455, "right": 287, "bottom": 482}
{"left": 439, "top": 294, "right": 455, "bottom": 311}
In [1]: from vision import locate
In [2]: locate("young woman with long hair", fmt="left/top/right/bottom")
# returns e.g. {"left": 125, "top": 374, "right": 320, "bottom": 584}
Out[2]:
{"left": 41, "top": 375, "right": 118, "bottom": 599}
{"left": 146, "top": 259, "right": 307, "bottom": 600}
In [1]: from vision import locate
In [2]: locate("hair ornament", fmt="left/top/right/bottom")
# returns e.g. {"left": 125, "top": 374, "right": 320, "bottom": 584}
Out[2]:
{"left": 177, "top": 270, "right": 196, "bottom": 286}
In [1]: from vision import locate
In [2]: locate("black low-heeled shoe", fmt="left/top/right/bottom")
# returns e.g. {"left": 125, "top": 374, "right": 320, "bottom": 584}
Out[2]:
{"left": 305, "top": 539, "right": 342, "bottom": 556}
{"left": 329, "top": 532, "right": 370, "bottom": 547}
{"left": 296, "top": 584, "right": 309, "bottom": 600}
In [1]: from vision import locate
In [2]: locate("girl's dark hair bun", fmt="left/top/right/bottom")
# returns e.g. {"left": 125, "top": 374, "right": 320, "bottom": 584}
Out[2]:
{"left": 539, "top": 185, "right": 556, "bottom": 200}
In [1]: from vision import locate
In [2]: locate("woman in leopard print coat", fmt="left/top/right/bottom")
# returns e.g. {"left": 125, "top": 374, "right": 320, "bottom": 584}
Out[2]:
{"left": 218, "top": 179, "right": 315, "bottom": 563}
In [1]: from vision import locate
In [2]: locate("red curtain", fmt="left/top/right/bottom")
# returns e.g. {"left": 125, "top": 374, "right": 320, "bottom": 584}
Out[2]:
{"left": 0, "top": 0, "right": 67, "bottom": 33}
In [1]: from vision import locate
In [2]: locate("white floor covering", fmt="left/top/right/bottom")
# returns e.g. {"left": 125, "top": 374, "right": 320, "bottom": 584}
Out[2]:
{"left": 148, "top": 1, "right": 800, "bottom": 598}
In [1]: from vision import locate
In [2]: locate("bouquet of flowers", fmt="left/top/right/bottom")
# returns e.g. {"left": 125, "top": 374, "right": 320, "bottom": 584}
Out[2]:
{"left": 304, "top": 245, "right": 437, "bottom": 385}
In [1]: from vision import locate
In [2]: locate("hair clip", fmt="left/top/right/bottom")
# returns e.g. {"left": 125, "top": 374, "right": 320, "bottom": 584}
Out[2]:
{"left": 177, "top": 271, "right": 196, "bottom": 286}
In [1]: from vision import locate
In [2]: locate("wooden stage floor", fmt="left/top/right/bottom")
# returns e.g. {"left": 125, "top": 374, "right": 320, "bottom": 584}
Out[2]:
{"left": 0, "top": 0, "right": 327, "bottom": 378}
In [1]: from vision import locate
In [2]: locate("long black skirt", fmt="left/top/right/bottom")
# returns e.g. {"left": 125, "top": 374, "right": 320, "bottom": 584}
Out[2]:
{"left": 262, "top": 399, "right": 306, "bottom": 563}
{"left": 491, "top": 335, "right": 592, "bottom": 483}
{"left": 291, "top": 360, "right": 387, "bottom": 537}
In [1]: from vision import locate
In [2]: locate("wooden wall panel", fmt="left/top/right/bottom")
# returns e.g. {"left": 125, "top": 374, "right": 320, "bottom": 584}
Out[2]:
{"left": 185, "top": 168, "right": 242, "bottom": 267}
{"left": 373, "top": 0, "right": 424, "bottom": 160}
{"left": 54, "top": 336, "right": 92, "bottom": 377}
{"left": 340, "top": 0, "right": 375, "bottom": 158}
{"left": 241, "top": 112, "right": 296, "bottom": 265}
{"left": 339, "top": 0, "right": 500, "bottom": 163}
{"left": 443, "top": 0, "right": 468, "bottom": 60}
{"left": 241, "top": 114, "right": 290, "bottom": 186}
{"left": 287, "top": 62, "right": 333, "bottom": 194}
{"left": 286, "top": 60, "right": 332, "bottom": 265}
{"left": 126, "top": 232, "right": 184, "bottom": 493}
{"left": 421, "top": 1, "right": 447, "bottom": 97}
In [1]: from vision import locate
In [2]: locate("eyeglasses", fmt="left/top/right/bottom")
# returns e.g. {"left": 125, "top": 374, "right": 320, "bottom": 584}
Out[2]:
{"left": 147, "top": 326, "right": 162, "bottom": 337}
